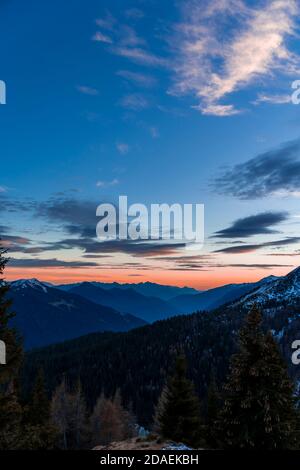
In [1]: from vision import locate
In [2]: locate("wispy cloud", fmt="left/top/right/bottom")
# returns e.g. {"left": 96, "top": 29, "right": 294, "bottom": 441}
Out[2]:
{"left": 116, "top": 70, "right": 157, "bottom": 88}
{"left": 170, "top": 0, "right": 299, "bottom": 115}
{"left": 96, "top": 178, "right": 119, "bottom": 188}
{"left": 215, "top": 237, "right": 300, "bottom": 254}
{"left": 149, "top": 126, "right": 159, "bottom": 139}
{"left": 124, "top": 8, "right": 145, "bottom": 20}
{"left": 76, "top": 85, "right": 99, "bottom": 96}
{"left": 116, "top": 142, "right": 130, "bottom": 155}
{"left": 92, "top": 31, "right": 113, "bottom": 44}
{"left": 213, "top": 139, "right": 300, "bottom": 199}
{"left": 95, "top": 13, "right": 116, "bottom": 31}
{"left": 252, "top": 92, "right": 292, "bottom": 105}
{"left": 214, "top": 211, "right": 289, "bottom": 238}
{"left": 119, "top": 92, "right": 149, "bottom": 110}
{"left": 0, "top": 195, "right": 35, "bottom": 213}
{"left": 119, "top": 25, "right": 145, "bottom": 47}
{"left": 9, "top": 258, "right": 98, "bottom": 268}
{"left": 93, "top": 12, "right": 165, "bottom": 67}
{"left": 112, "top": 46, "right": 167, "bottom": 67}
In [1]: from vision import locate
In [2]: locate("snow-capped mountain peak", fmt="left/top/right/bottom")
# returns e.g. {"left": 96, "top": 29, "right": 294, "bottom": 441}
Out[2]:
{"left": 10, "top": 278, "right": 49, "bottom": 293}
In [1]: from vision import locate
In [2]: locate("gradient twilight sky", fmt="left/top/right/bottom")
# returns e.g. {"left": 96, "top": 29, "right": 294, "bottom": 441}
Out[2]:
{"left": 2, "top": 0, "right": 300, "bottom": 288}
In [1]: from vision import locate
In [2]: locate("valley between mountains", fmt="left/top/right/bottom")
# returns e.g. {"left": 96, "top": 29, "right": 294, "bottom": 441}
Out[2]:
{"left": 18, "top": 268, "right": 300, "bottom": 426}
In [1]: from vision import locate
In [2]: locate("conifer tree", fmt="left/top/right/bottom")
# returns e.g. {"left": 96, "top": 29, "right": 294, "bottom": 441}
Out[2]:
{"left": 0, "top": 246, "right": 23, "bottom": 449}
{"left": 154, "top": 354, "right": 202, "bottom": 447}
{"left": 22, "top": 368, "right": 58, "bottom": 449}
{"left": 26, "top": 368, "right": 50, "bottom": 426}
{"left": 0, "top": 383, "right": 22, "bottom": 449}
{"left": 0, "top": 246, "right": 22, "bottom": 387}
{"left": 205, "top": 373, "right": 220, "bottom": 447}
{"left": 219, "top": 305, "right": 298, "bottom": 449}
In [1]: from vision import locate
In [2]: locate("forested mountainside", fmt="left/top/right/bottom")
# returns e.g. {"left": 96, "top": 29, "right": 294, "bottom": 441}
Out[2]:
{"left": 22, "top": 296, "right": 300, "bottom": 426}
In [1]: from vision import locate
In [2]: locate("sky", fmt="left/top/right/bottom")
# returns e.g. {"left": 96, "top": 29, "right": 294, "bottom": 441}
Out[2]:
{"left": 2, "top": 0, "right": 300, "bottom": 289}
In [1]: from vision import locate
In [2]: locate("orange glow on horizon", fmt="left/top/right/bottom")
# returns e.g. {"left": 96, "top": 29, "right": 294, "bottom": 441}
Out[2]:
{"left": 5, "top": 264, "right": 295, "bottom": 290}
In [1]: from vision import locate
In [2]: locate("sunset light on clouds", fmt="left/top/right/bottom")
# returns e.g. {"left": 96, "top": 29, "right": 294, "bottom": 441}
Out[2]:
{"left": 1, "top": 0, "right": 300, "bottom": 289}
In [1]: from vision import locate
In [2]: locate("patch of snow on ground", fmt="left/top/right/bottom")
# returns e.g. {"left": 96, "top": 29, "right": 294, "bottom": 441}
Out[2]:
{"left": 162, "top": 443, "right": 193, "bottom": 450}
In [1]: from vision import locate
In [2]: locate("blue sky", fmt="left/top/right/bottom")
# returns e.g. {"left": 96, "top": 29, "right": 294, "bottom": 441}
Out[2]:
{"left": 1, "top": 0, "right": 300, "bottom": 288}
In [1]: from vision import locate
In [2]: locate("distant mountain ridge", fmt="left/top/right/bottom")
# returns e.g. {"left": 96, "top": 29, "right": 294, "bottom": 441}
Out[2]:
{"left": 66, "top": 282, "right": 180, "bottom": 323}
{"left": 57, "top": 281, "right": 200, "bottom": 301}
{"left": 22, "top": 266, "right": 300, "bottom": 426}
{"left": 9, "top": 269, "right": 298, "bottom": 350}
{"left": 9, "top": 279, "right": 146, "bottom": 349}
{"left": 169, "top": 275, "right": 281, "bottom": 313}
{"left": 55, "top": 276, "right": 283, "bottom": 317}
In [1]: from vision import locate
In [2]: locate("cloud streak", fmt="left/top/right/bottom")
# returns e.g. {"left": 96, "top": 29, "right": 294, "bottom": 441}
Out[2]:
{"left": 76, "top": 85, "right": 99, "bottom": 96}
{"left": 119, "top": 93, "right": 149, "bottom": 110}
{"left": 213, "top": 139, "right": 300, "bottom": 199}
{"left": 92, "top": 31, "right": 113, "bottom": 44}
{"left": 96, "top": 179, "right": 119, "bottom": 188}
{"left": 171, "top": 0, "right": 299, "bottom": 115}
{"left": 9, "top": 258, "right": 99, "bottom": 268}
{"left": 116, "top": 70, "right": 157, "bottom": 88}
{"left": 214, "top": 237, "right": 300, "bottom": 254}
{"left": 214, "top": 211, "right": 289, "bottom": 238}
{"left": 116, "top": 142, "right": 130, "bottom": 154}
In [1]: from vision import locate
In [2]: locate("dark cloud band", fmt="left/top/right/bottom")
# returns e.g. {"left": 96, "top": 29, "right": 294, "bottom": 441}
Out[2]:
{"left": 213, "top": 139, "right": 300, "bottom": 199}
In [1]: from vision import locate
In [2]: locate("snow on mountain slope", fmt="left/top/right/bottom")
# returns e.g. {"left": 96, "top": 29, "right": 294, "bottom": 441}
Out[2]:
{"left": 170, "top": 274, "right": 281, "bottom": 314}
{"left": 233, "top": 267, "right": 300, "bottom": 308}
{"left": 10, "top": 278, "right": 49, "bottom": 293}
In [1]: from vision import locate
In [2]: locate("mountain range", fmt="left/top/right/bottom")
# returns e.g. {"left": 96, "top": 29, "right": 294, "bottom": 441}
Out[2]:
{"left": 58, "top": 281, "right": 199, "bottom": 301}
{"left": 22, "top": 266, "right": 300, "bottom": 425}
{"left": 8, "top": 268, "right": 300, "bottom": 350}
{"left": 65, "top": 282, "right": 179, "bottom": 322}
{"left": 9, "top": 279, "right": 146, "bottom": 349}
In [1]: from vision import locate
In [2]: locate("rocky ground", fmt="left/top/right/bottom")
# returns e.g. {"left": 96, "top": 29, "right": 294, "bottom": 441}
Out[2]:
{"left": 93, "top": 436, "right": 193, "bottom": 450}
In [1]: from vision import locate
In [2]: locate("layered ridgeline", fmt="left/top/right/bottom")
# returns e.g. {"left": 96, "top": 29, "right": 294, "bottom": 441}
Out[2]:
{"left": 62, "top": 282, "right": 180, "bottom": 322}
{"left": 9, "top": 269, "right": 300, "bottom": 349}
{"left": 9, "top": 279, "right": 146, "bottom": 349}
{"left": 58, "top": 281, "right": 199, "bottom": 301}
{"left": 57, "top": 277, "right": 279, "bottom": 315}
{"left": 22, "top": 267, "right": 300, "bottom": 426}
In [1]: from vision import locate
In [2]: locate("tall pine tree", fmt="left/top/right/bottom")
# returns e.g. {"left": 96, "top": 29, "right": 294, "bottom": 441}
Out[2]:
{"left": 0, "top": 246, "right": 22, "bottom": 386}
{"left": 22, "top": 368, "right": 58, "bottom": 449}
{"left": 205, "top": 372, "right": 220, "bottom": 448}
{"left": 26, "top": 368, "right": 50, "bottom": 426}
{"left": 0, "top": 245, "right": 23, "bottom": 449}
{"left": 154, "top": 354, "right": 203, "bottom": 447}
{"left": 219, "top": 305, "right": 298, "bottom": 449}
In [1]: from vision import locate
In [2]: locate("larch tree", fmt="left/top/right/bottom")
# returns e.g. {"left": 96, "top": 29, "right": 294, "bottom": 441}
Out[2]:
{"left": 50, "top": 378, "right": 70, "bottom": 449}
{"left": 90, "top": 390, "right": 135, "bottom": 447}
{"left": 68, "top": 379, "right": 88, "bottom": 449}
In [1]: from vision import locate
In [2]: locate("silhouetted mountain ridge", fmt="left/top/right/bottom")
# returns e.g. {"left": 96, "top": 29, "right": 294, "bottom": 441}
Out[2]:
{"left": 9, "top": 280, "right": 146, "bottom": 349}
